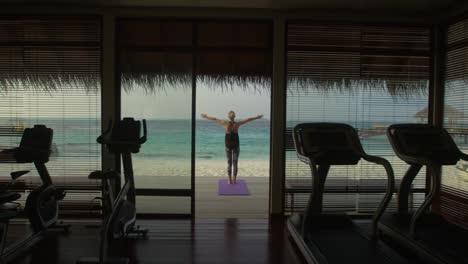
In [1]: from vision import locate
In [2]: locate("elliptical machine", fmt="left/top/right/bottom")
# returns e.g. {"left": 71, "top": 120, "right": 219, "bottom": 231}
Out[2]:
{"left": 0, "top": 125, "right": 69, "bottom": 263}
{"left": 78, "top": 118, "right": 148, "bottom": 264}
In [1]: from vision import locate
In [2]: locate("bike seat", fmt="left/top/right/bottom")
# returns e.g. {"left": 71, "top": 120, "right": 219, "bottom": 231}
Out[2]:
{"left": 10, "top": 170, "right": 30, "bottom": 180}
{"left": 88, "top": 171, "right": 104, "bottom": 180}
{"left": 54, "top": 188, "right": 66, "bottom": 200}
{"left": 88, "top": 170, "right": 119, "bottom": 180}
{"left": 0, "top": 210, "right": 18, "bottom": 220}
{"left": 0, "top": 191, "right": 21, "bottom": 204}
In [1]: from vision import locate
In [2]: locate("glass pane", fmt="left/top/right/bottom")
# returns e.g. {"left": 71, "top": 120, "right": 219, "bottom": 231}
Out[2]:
{"left": 285, "top": 23, "right": 430, "bottom": 213}
{"left": 0, "top": 15, "right": 102, "bottom": 217}
{"left": 121, "top": 51, "right": 192, "bottom": 190}
{"left": 119, "top": 21, "right": 193, "bottom": 47}
{"left": 137, "top": 196, "right": 191, "bottom": 214}
{"left": 442, "top": 20, "right": 468, "bottom": 228}
{"left": 195, "top": 78, "right": 271, "bottom": 218}
{"left": 198, "top": 22, "right": 269, "bottom": 48}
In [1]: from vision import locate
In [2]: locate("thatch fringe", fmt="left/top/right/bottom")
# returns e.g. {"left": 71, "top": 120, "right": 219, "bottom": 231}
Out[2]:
{"left": 122, "top": 73, "right": 428, "bottom": 98}
{"left": 0, "top": 73, "right": 430, "bottom": 98}
{"left": 121, "top": 73, "right": 192, "bottom": 94}
{"left": 287, "top": 77, "right": 429, "bottom": 98}
{"left": 0, "top": 74, "right": 99, "bottom": 94}
{"left": 121, "top": 73, "right": 271, "bottom": 94}
{"left": 197, "top": 75, "right": 270, "bottom": 94}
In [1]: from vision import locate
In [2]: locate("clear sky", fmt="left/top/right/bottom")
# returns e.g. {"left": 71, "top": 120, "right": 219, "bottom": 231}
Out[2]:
{"left": 122, "top": 82, "right": 271, "bottom": 120}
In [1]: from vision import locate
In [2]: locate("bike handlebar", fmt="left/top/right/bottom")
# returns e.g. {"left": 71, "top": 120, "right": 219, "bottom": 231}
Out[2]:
{"left": 140, "top": 119, "right": 147, "bottom": 144}
{"left": 97, "top": 120, "right": 113, "bottom": 144}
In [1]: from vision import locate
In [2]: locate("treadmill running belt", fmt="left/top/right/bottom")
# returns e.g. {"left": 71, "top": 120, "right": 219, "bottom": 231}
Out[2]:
{"left": 289, "top": 214, "right": 413, "bottom": 264}
{"left": 380, "top": 213, "right": 468, "bottom": 264}
{"left": 305, "top": 228, "right": 409, "bottom": 264}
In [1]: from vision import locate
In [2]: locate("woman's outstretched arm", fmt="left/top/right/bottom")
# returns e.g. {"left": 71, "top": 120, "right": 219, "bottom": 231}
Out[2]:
{"left": 200, "top": 113, "right": 227, "bottom": 125}
{"left": 237, "top": 114, "right": 263, "bottom": 126}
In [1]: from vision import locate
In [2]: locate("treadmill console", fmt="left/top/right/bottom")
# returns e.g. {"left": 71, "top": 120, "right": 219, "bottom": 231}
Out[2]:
{"left": 293, "top": 123, "right": 362, "bottom": 165}
{"left": 14, "top": 125, "right": 53, "bottom": 164}
{"left": 387, "top": 124, "right": 460, "bottom": 165}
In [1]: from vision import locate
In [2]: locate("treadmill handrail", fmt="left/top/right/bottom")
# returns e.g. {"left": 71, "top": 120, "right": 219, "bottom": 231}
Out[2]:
{"left": 409, "top": 165, "right": 441, "bottom": 237}
{"left": 140, "top": 119, "right": 147, "bottom": 144}
{"left": 292, "top": 122, "right": 396, "bottom": 239}
{"left": 459, "top": 151, "right": 468, "bottom": 162}
{"left": 362, "top": 153, "right": 395, "bottom": 239}
{"left": 385, "top": 124, "right": 468, "bottom": 238}
{"left": 296, "top": 152, "right": 312, "bottom": 165}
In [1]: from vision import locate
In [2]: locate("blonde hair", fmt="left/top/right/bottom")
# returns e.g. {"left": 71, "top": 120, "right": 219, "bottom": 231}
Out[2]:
{"left": 228, "top": 111, "right": 236, "bottom": 121}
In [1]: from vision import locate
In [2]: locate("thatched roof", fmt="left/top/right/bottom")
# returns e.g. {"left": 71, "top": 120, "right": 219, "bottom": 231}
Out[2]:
{"left": 0, "top": 44, "right": 428, "bottom": 96}
{"left": 287, "top": 78, "right": 428, "bottom": 97}
{"left": 120, "top": 51, "right": 428, "bottom": 96}
{"left": 0, "top": 48, "right": 100, "bottom": 93}
{"left": 0, "top": 18, "right": 429, "bottom": 97}
{"left": 0, "top": 74, "right": 99, "bottom": 94}
{"left": 120, "top": 50, "right": 272, "bottom": 93}
{"left": 0, "top": 16, "right": 100, "bottom": 93}
{"left": 0, "top": 72, "right": 427, "bottom": 97}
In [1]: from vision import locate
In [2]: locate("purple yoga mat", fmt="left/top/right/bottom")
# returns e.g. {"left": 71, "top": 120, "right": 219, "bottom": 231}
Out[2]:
{"left": 218, "top": 179, "right": 250, "bottom": 195}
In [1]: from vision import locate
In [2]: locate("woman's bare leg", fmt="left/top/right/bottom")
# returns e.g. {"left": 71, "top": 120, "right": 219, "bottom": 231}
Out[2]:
{"left": 232, "top": 147, "right": 240, "bottom": 184}
{"left": 226, "top": 148, "right": 234, "bottom": 184}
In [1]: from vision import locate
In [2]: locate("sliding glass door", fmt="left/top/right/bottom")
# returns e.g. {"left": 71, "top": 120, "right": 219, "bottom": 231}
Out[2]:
{"left": 195, "top": 22, "right": 272, "bottom": 218}
{"left": 117, "top": 19, "right": 272, "bottom": 217}
{"left": 118, "top": 20, "right": 194, "bottom": 216}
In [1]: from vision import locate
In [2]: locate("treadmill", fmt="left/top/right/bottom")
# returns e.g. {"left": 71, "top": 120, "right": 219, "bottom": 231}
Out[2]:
{"left": 378, "top": 124, "right": 468, "bottom": 264}
{"left": 287, "top": 123, "right": 412, "bottom": 264}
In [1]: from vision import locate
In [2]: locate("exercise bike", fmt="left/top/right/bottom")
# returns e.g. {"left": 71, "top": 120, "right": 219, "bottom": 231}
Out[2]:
{"left": 78, "top": 118, "right": 148, "bottom": 264}
{"left": 0, "top": 125, "right": 69, "bottom": 263}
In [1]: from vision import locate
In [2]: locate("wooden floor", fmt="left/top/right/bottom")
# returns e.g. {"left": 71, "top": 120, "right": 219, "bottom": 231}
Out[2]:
{"left": 8, "top": 218, "right": 304, "bottom": 264}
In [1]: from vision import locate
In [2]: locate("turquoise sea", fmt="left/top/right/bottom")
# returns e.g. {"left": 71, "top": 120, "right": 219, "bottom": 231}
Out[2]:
{"left": 3, "top": 118, "right": 450, "bottom": 162}
{"left": 129, "top": 119, "right": 271, "bottom": 160}
{"left": 0, "top": 118, "right": 271, "bottom": 161}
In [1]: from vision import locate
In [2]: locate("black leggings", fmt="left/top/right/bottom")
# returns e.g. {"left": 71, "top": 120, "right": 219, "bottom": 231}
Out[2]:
{"left": 226, "top": 147, "right": 240, "bottom": 177}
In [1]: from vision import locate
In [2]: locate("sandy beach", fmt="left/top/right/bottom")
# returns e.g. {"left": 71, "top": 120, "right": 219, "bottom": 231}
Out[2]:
{"left": 132, "top": 158, "right": 270, "bottom": 178}
{"left": 132, "top": 154, "right": 468, "bottom": 183}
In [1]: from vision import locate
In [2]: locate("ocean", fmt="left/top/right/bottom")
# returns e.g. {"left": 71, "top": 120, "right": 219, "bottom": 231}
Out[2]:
{"left": 135, "top": 119, "right": 272, "bottom": 160}
{"left": 3, "top": 118, "right": 466, "bottom": 179}
{"left": 0, "top": 118, "right": 414, "bottom": 162}
{"left": 0, "top": 118, "right": 271, "bottom": 161}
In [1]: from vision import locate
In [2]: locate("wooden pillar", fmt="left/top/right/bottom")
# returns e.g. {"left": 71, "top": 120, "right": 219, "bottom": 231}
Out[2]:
{"left": 270, "top": 17, "right": 286, "bottom": 215}
{"left": 101, "top": 14, "right": 117, "bottom": 171}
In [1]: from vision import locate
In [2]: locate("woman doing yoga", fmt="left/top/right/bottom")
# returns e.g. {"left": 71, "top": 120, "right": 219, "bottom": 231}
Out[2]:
{"left": 201, "top": 111, "right": 263, "bottom": 184}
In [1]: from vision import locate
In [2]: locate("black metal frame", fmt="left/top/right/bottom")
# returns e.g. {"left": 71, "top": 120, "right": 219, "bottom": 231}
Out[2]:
{"left": 384, "top": 123, "right": 468, "bottom": 242}
{"left": 292, "top": 123, "right": 395, "bottom": 237}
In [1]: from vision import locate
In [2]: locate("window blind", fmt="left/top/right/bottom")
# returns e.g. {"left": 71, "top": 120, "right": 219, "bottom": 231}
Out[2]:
{"left": 0, "top": 16, "right": 101, "bottom": 216}
{"left": 437, "top": 17, "right": 468, "bottom": 229}
{"left": 285, "top": 23, "right": 430, "bottom": 213}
